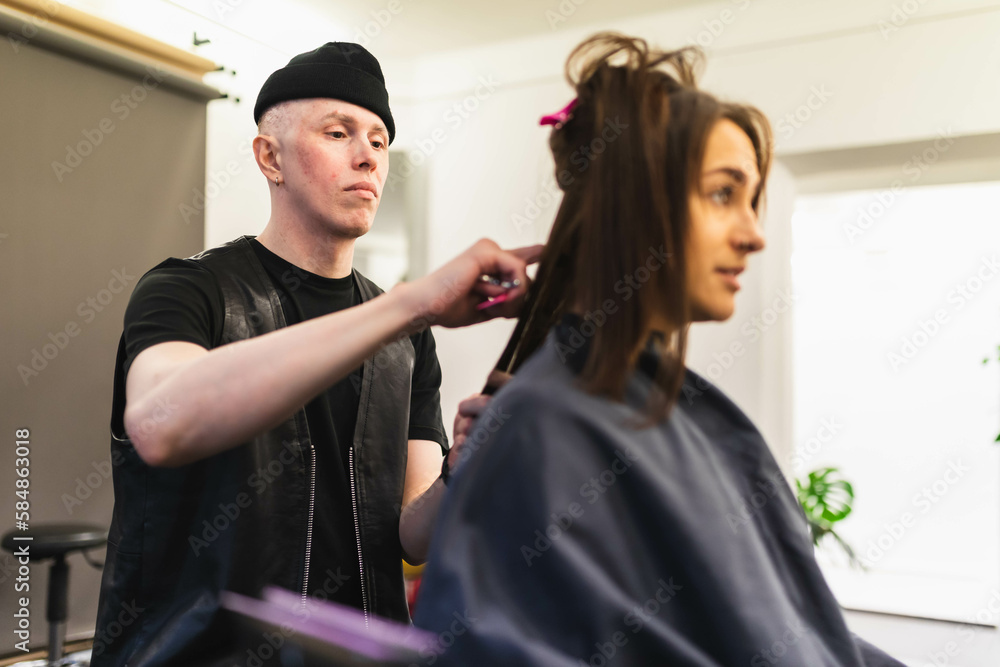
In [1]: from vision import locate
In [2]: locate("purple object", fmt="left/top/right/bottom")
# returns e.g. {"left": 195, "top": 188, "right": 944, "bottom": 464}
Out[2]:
{"left": 220, "top": 586, "right": 439, "bottom": 664}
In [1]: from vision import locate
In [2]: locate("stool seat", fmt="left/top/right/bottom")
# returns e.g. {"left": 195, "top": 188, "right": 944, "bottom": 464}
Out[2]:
{"left": 2, "top": 523, "right": 107, "bottom": 561}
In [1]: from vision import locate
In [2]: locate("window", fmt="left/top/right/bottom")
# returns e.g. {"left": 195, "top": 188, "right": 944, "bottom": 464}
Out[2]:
{"left": 791, "top": 182, "right": 1000, "bottom": 624}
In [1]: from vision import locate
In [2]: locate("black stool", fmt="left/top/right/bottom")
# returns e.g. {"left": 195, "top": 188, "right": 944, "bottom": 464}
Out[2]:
{"left": 2, "top": 523, "right": 107, "bottom": 666}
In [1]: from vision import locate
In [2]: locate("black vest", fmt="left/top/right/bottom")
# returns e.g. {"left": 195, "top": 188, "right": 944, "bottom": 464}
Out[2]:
{"left": 93, "top": 237, "right": 414, "bottom": 667}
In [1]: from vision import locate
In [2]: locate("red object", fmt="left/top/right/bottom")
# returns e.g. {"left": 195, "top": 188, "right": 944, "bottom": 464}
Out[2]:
{"left": 406, "top": 574, "right": 422, "bottom": 616}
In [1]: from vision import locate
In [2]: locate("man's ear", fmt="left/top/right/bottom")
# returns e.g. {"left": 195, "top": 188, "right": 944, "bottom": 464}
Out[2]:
{"left": 253, "top": 134, "right": 282, "bottom": 185}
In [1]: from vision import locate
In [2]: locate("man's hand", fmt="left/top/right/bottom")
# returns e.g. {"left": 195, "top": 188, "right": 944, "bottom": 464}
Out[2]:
{"left": 450, "top": 370, "right": 513, "bottom": 470}
{"left": 401, "top": 239, "right": 543, "bottom": 329}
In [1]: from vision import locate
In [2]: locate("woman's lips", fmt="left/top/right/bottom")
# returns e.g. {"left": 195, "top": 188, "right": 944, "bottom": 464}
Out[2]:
{"left": 717, "top": 267, "right": 743, "bottom": 290}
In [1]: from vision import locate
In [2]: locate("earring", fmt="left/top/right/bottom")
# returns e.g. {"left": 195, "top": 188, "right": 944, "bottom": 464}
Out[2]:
{"left": 275, "top": 176, "right": 281, "bottom": 187}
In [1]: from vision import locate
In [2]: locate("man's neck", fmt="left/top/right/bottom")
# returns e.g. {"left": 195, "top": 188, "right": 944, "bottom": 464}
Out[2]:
{"left": 257, "top": 220, "right": 357, "bottom": 279}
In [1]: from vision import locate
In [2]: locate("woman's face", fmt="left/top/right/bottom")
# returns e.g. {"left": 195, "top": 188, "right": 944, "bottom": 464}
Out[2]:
{"left": 685, "top": 119, "right": 765, "bottom": 322}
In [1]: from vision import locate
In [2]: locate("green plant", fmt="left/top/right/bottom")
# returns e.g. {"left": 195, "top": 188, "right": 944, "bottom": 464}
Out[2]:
{"left": 982, "top": 344, "right": 1000, "bottom": 443}
{"left": 796, "top": 467, "right": 864, "bottom": 569}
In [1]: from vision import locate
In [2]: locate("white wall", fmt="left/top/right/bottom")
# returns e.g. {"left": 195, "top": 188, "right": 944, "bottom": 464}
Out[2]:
{"left": 385, "top": 0, "right": 1000, "bottom": 463}
{"left": 388, "top": 12, "right": 1000, "bottom": 658}
{"left": 59, "top": 0, "right": 419, "bottom": 247}
{"left": 67, "top": 0, "right": 1000, "bottom": 473}
{"left": 48, "top": 0, "right": 1000, "bottom": 660}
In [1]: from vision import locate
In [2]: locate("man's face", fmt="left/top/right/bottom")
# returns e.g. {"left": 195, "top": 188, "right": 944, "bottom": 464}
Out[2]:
{"left": 272, "top": 98, "right": 390, "bottom": 239}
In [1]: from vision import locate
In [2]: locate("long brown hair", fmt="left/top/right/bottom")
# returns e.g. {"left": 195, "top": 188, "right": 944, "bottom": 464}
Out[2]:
{"left": 495, "top": 32, "right": 772, "bottom": 421}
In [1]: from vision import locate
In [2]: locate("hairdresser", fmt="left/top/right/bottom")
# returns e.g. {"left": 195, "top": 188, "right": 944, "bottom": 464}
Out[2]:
{"left": 92, "top": 41, "right": 539, "bottom": 667}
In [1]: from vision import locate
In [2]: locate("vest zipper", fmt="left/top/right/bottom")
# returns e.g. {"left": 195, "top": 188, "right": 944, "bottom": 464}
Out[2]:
{"left": 301, "top": 443, "right": 316, "bottom": 606}
{"left": 349, "top": 446, "right": 370, "bottom": 626}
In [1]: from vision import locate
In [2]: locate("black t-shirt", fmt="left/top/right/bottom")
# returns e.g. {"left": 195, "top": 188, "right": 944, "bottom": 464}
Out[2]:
{"left": 121, "top": 239, "right": 448, "bottom": 608}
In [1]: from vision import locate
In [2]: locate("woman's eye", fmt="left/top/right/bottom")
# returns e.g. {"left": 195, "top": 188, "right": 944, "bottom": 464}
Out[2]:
{"left": 709, "top": 187, "right": 733, "bottom": 205}
{"left": 327, "top": 131, "right": 346, "bottom": 138}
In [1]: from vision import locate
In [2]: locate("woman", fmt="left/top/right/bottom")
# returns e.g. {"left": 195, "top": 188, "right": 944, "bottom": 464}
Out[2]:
{"left": 414, "top": 33, "right": 903, "bottom": 666}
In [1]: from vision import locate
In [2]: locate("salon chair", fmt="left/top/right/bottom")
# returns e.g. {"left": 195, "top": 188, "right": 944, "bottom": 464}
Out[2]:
{"left": 1, "top": 523, "right": 108, "bottom": 667}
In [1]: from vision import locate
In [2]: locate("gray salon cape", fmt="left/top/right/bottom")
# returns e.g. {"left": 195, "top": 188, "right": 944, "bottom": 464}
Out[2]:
{"left": 414, "top": 318, "right": 903, "bottom": 666}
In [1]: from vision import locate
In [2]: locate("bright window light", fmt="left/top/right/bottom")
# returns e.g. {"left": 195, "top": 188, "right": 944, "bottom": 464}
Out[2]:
{"left": 791, "top": 181, "right": 1000, "bottom": 624}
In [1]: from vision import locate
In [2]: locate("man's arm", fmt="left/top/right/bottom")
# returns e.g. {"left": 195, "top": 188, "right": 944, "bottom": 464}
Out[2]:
{"left": 399, "top": 439, "right": 447, "bottom": 564}
{"left": 398, "top": 385, "right": 511, "bottom": 563}
{"left": 124, "top": 239, "right": 540, "bottom": 467}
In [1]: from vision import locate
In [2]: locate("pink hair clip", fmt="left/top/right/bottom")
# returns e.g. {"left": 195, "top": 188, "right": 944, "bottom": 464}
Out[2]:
{"left": 539, "top": 98, "right": 578, "bottom": 127}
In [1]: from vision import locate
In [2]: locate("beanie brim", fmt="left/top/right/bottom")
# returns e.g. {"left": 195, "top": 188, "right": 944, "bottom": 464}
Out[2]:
{"left": 254, "top": 62, "right": 395, "bottom": 144}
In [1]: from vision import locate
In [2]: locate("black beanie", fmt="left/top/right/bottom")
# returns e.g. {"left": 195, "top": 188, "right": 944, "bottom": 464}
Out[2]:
{"left": 254, "top": 42, "right": 395, "bottom": 144}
